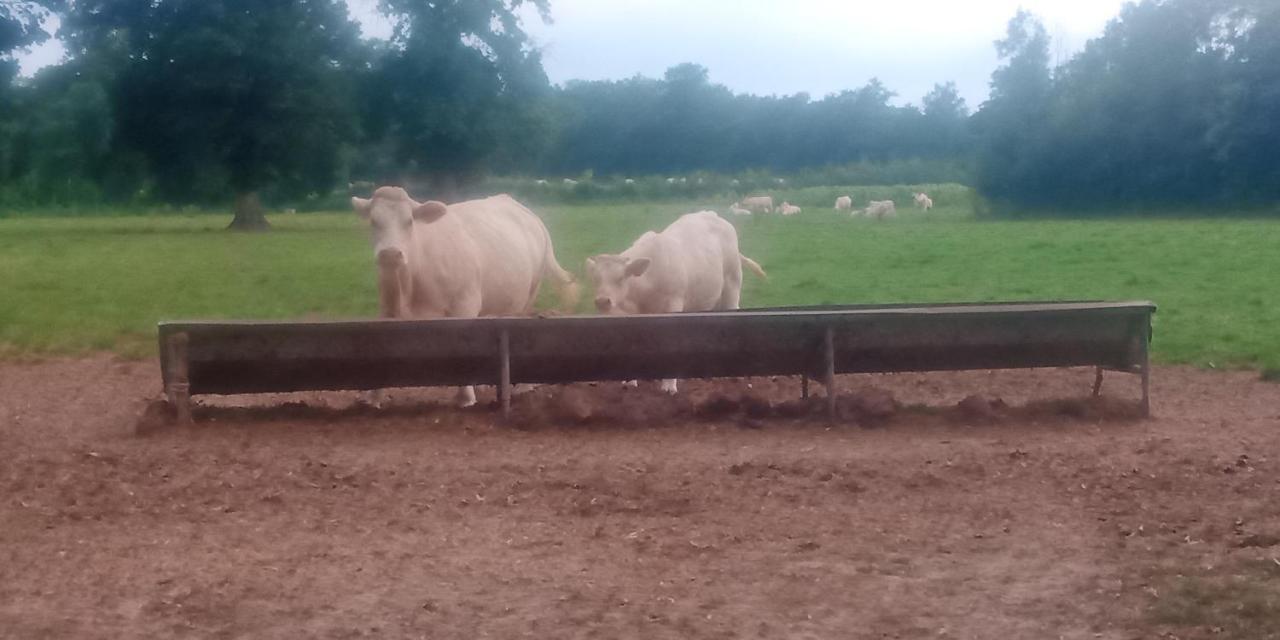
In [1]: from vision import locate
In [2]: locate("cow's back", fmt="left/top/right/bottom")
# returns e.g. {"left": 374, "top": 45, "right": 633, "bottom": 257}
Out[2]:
{"left": 661, "top": 211, "right": 741, "bottom": 312}
{"left": 436, "top": 194, "right": 551, "bottom": 315}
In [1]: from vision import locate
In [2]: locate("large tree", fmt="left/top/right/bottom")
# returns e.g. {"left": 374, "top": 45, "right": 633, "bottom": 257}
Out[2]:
{"left": 65, "top": 0, "right": 361, "bottom": 229}
{"left": 972, "top": 9, "right": 1053, "bottom": 203}
{"left": 364, "top": 0, "right": 554, "bottom": 197}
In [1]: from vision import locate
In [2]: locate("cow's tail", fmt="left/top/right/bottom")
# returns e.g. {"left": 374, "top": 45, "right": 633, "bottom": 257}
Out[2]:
{"left": 740, "top": 254, "right": 767, "bottom": 280}
{"left": 543, "top": 244, "right": 581, "bottom": 313}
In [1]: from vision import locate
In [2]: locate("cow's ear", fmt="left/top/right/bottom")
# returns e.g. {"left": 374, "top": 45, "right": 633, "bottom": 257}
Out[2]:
{"left": 351, "top": 197, "right": 372, "bottom": 219}
{"left": 413, "top": 200, "right": 448, "bottom": 224}
{"left": 624, "top": 257, "right": 650, "bottom": 278}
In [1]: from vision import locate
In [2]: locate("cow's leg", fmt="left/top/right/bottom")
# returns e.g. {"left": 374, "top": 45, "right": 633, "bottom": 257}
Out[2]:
{"left": 361, "top": 388, "right": 386, "bottom": 409}
{"left": 660, "top": 298, "right": 685, "bottom": 394}
{"left": 451, "top": 292, "right": 484, "bottom": 409}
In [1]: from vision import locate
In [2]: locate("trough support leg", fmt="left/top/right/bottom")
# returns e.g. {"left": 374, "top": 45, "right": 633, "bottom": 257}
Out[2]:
{"left": 801, "top": 375, "right": 809, "bottom": 400}
{"left": 498, "top": 329, "right": 511, "bottom": 420}
{"left": 165, "top": 332, "right": 192, "bottom": 426}
{"left": 823, "top": 326, "right": 837, "bottom": 419}
{"left": 1139, "top": 321, "right": 1151, "bottom": 418}
{"left": 1092, "top": 367, "right": 1104, "bottom": 397}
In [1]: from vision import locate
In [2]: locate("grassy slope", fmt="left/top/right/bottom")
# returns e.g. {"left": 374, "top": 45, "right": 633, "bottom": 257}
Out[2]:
{"left": 0, "top": 192, "right": 1276, "bottom": 369}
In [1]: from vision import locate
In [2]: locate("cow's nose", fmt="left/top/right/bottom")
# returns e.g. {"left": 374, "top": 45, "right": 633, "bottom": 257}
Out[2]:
{"left": 594, "top": 297, "right": 612, "bottom": 312}
{"left": 376, "top": 248, "right": 404, "bottom": 268}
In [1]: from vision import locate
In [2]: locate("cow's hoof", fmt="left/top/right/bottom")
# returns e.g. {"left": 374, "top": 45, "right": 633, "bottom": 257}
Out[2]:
{"left": 455, "top": 387, "right": 478, "bottom": 408}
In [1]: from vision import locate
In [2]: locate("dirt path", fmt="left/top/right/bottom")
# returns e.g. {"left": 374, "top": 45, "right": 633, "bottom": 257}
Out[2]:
{"left": 2, "top": 357, "right": 1278, "bottom": 639}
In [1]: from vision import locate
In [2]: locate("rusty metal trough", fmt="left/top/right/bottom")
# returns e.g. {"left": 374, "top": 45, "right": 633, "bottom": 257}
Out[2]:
{"left": 158, "top": 300, "right": 1155, "bottom": 424}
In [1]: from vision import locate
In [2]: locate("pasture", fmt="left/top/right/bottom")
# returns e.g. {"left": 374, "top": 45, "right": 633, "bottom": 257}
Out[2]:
{"left": 2, "top": 186, "right": 1277, "bottom": 372}
{"left": 3, "top": 189, "right": 1280, "bottom": 638}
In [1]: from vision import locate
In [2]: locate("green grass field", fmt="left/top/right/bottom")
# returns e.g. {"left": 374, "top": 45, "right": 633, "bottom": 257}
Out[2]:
{"left": 1, "top": 188, "right": 1277, "bottom": 372}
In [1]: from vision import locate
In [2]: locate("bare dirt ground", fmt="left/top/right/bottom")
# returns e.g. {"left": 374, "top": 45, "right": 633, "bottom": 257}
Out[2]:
{"left": 2, "top": 357, "right": 1279, "bottom": 639}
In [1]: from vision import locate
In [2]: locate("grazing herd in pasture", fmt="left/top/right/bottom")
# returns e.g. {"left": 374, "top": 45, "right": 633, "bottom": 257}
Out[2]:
{"left": 727, "top": 191, "right": 935, "bottom": 220}
{"left": 351, "top": 183, "right": 938, "bottom": 404}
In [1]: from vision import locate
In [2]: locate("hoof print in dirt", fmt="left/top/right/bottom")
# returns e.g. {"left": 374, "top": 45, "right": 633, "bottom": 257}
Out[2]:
{"left": 1235, "top": 534, "right": 1280, "bottom": 549}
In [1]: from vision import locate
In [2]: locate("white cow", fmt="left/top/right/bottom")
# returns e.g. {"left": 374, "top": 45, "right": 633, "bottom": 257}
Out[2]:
{"left": 563, "top": 178, "right": 579, "bottom": 186}
{"left": 737, "top": 195, "right": 774, "bottom": 213}
{"left": 666, "top": 177, "right": 677, "bottom": 184}
{"left": 352, "top": 187, "right": 579, "bottom": 407}
{"left": 913, "top": 192, "right": 934, "bottom": 211}
{"left": 586, "top": 211, "right": 767, "bottom": 394}
{"left": 864, "top": 200, "right": 897, "bottom": 220}
{"left": 779, "top": 202, "right": 802, "bottom": 216}
{"left": 534, "top": 179, "right": 548, "bottom": 186}
{"left": 834, "top": 196, "right": 853, "bottom": 211}
{"left": 624, "top": 178, "right": 635, "bottom": 185}
{"left": 729, "top": 203, "right": 752, "bottom": 216}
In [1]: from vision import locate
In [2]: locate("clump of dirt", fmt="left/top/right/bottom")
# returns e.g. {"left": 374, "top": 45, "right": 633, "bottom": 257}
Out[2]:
{"left": 551, "top": 387, "right": 595, "bottom": 424}
{"left": 954, "top": 394, "right": 1009, "bottom": 423}
{"left": 133, "top": 398, "right": 174, "bottom": 435}
{"left": 1017, "top": 396, "right": 1146, "bottom": 422}
{"left": 696, "top": 393, "right": 741, "bottom": 420}
{"left": 835, "top": 388, "right": 899, "bottom": 425}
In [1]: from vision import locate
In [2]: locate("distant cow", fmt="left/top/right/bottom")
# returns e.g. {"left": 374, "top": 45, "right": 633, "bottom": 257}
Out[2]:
{"left": 534, "top": 179, "right": 548, "bottom": 186}
{"left": 624, "top": 178, "right": 635, "bottom": 185}
{"left": 563, "top": 178, "right": 579, "bottom": 186}
{"left": 729, "top": 203, "right": 752, "bottom": 216}
{"left": 586, "top": 211, "right": 767, "bottom": 394}
{"left": 779, "top": 202, "right": 802, "bottom": 216}
{"left": 913, "top": 192, "right": 933, "bottom": 211}
{"left": 352, "top": 187, "right": 578, "bottom": 407}
{"left": 864, "top": 200, "right": 897, "bottom": 220}
{"left": 737, "top": 196, "right": 774, "bottom": 213}
{"left": 834, "top": 196, "right": 852, "bottom": 211}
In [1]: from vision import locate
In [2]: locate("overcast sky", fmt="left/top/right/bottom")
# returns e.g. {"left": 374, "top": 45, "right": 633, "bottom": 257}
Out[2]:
{"left": 21, "top": 0, "right": 1131, "bottom": 108}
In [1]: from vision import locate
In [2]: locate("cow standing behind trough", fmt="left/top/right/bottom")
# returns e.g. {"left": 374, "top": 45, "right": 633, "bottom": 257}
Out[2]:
{"left": 863, "top": 200, "right": 897, "bottom": 220}
{"left": 352, "top": 187, "right": 579, "bottom": 407}
{"left": 736, "top": 196, "right": 774, "bottom": 213}
{"left": 586, "top": 211, "right": 767, "bottom": 394}
{"left": 913, "top": 192, "right": 934, "bottom": 211}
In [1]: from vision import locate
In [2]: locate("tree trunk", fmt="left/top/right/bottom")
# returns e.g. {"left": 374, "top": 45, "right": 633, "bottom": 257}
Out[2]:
{"left": 227, "top": 191, "right": 270, "bottom": 231}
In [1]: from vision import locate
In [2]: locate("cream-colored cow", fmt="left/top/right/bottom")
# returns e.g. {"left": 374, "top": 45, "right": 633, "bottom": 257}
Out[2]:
{"left": 586, "top": 211, "right": 767, "bottom": 394}
{"left": 736, "top": 196, "right": 774, "bottom": 213}
{"left": 352, "top": 187, "right": 578, "bottom": 406}
{"left": 864, "top": 200, "right": 897, "bottom": 220}
{"left": 913, "top": 192, "right": 934, "bottom": 210}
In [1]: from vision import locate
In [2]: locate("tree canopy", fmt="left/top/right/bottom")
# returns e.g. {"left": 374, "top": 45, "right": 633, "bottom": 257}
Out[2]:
{"left": 1, "top": 0, "right": 1278, "bottom": 216}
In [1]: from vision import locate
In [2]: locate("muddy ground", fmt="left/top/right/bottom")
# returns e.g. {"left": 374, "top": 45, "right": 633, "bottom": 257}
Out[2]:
{"left": 2, "top": 357, "right": 1279, "bottom": 639}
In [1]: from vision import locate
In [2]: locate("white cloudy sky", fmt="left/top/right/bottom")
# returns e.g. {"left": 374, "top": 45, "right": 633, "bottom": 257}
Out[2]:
{"left": 20, "top": 0, "right": 1131, "bottom": 108}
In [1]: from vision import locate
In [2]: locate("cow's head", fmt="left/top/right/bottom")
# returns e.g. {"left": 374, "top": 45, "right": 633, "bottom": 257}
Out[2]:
{"left": 351, "top": 186, "right": 448, "bottom": 317}
{"left": 585, "top": 254, "right": 650, "bottom": 315}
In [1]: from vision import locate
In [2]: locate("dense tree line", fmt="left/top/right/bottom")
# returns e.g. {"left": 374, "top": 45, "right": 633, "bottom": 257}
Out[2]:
{"left": 0, "top": 0, "right": 1277, "bottom": 220}
{"left": 977, "top": 0, "right": 1280, "bottom": 208}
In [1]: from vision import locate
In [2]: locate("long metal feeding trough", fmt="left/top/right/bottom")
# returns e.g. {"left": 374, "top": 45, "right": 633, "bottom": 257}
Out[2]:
{"left": 158, "top": 300, "right": 1155, "bottom": 424}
